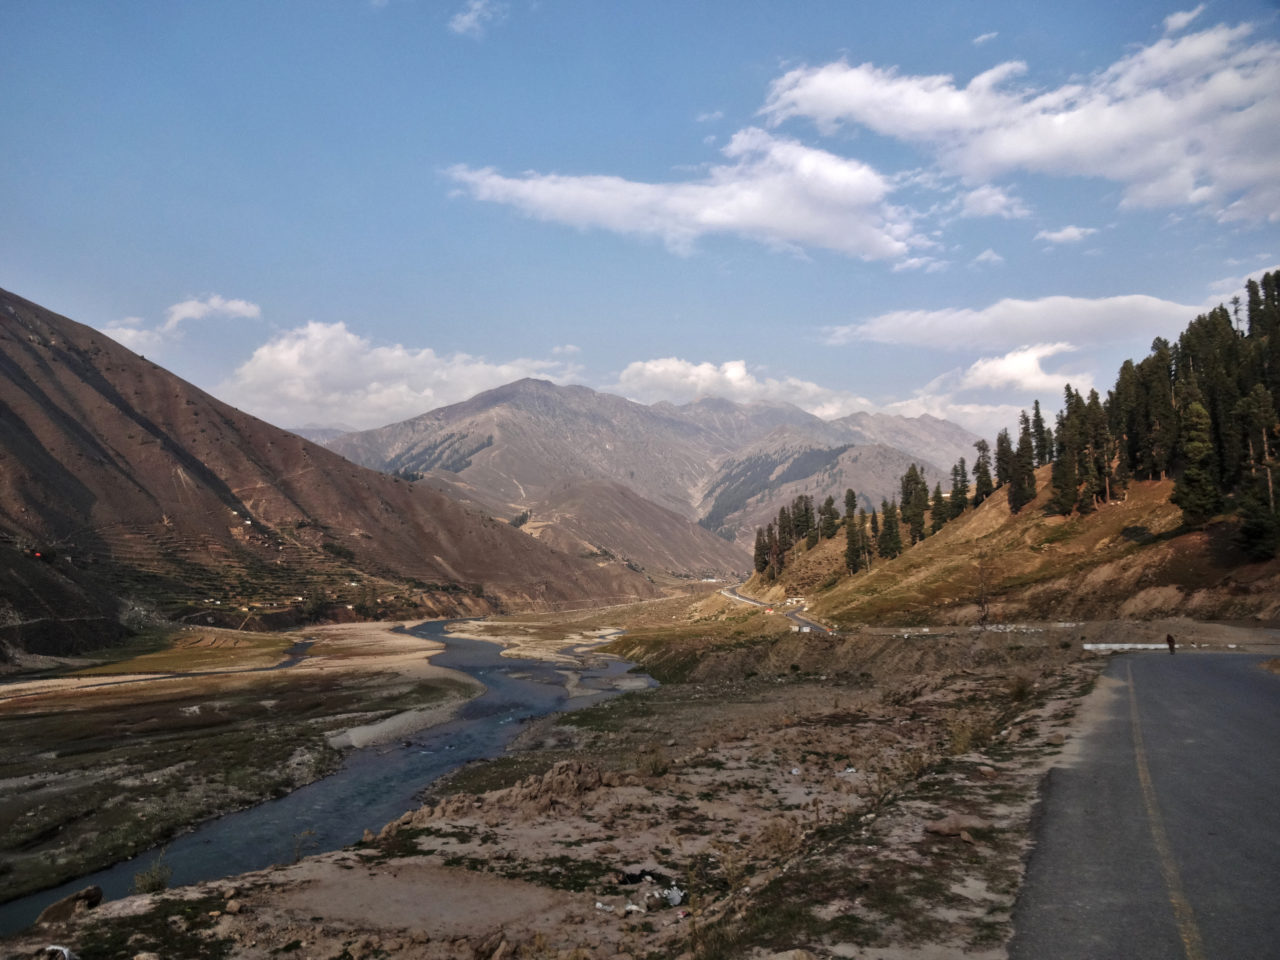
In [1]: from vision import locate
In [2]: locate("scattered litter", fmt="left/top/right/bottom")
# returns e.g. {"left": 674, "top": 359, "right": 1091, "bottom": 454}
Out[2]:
{"left": 791, "top": 768, "right": 801, "bottom": 776}
{"left": 842, "top": 766, "right": 857, "bottom": 774}
{"left": 664, "top": 885, "right": 685, "bottom": 907}
{"left": 624, "top": 903, "right": 645, "bottom": 914}
{"left": 42, "top": 949, "right": 77, "bottom": 960}
{"left": 594, "top": 902, "right": 614, "bottom": 913}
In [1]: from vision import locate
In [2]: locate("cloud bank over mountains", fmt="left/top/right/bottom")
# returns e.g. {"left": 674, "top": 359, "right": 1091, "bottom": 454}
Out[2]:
{"left": 449, "top": 17, "right": 1280, "bottom": 274}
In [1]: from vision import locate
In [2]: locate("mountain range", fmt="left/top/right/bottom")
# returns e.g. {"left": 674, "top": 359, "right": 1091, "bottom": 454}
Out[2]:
{"left": 1, "top": 286, "right": 978, "bottom": 655}
{"left": 325, "top": 378, "right": 978, "bottom": 555}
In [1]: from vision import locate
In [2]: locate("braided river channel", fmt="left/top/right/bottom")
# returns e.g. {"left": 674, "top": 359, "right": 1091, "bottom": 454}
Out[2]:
{"left": 0, "top": 620, "right": 652, "bottom": 935}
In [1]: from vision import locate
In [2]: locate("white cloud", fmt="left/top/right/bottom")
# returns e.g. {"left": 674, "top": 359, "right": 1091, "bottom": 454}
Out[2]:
{"left": 102, "top": 316, "right": 163, "bottom": 354}
{"left": 973, "top": 32, "right": 998, "bottom": 46}
{"left": 162, "top": 294, "right": 261, "bottom": 333}
{"left": 219, "top": 321, "right": 579, "bottom": 429}
{"left": 696, "top": 110, "right": 724, "bottom": 123}
{"left": 823, "top": 293, "right": 1199, "bottom": 351}
{"left": 957, "top": 342, "right": 1092, "bottom": 394}
{"left": 100, "top": 294, "right": 261, "bottom": 353}
{"left": 884, "top": 344, "right": 1093, "bottom": 437}
{"left": 972, "top": 248, "right": 1004, "bottom": 265}
{"left": 883, "top": 394, "right": 1024, "bottom": 440}
{"left": 448, "top": 127, "right": 923, "bottom": 260}
{"left": 1164, "top": 5, "right": 1205, "bottom": 35}
{"left": 1206, "top": 262, "right": 1280, "bottom": 298}
{"left": 449, "top": 0, "right": 506, "bottom": 38}
{"left": 760, "top": 23, "right": 1280, "bottom": 221}
{"left": 613, "top": 358, "right": 874, "bottom": 419}
{"left": 551, "top": 344, "right": 581, "bottom": 356}
{"left": 1035, "top": 225, "right": 1097, "bottom": 244}
{"left": 960, "top": 184, "right": 1029, "bottom": 219}
{"left": 892, "top": 256, "right": 948, "bottom": 273}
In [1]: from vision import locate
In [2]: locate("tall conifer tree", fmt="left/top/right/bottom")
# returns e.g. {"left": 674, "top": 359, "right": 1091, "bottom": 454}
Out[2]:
{"left": 972, "top": 439, "right": 995, "bottom": 507}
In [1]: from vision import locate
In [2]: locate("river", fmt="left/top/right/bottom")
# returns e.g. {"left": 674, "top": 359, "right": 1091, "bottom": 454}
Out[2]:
{"left": 0, "top": 620, "right": 651, "bottom": 935}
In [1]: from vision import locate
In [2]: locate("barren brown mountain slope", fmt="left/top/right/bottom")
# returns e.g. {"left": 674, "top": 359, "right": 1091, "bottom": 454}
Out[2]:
{"left": 327, "top": 380, "right": 977, "bottom": 573}
{"left": 746, "top": 466, "right": 1280, "bottom": 626}
{"left": 0, "top": 288, "right": 657, "bottom": 654}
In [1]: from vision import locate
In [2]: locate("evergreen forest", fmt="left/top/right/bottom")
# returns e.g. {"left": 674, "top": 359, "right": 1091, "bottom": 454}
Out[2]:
{"left": 751, "top": 272, "right": 1280, "bottom": 580}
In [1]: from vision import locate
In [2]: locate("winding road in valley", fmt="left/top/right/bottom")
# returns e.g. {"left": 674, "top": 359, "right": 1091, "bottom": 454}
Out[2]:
{"left": 720, "top": 584, "right": 834, "bottom": 635}
{"left": 1010, "top": 651, "right": 1280, "bottom": 960}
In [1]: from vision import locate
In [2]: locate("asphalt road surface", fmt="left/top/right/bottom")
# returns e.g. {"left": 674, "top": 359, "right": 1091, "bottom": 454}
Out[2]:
{"left": 1009, "top": 652, "right": 1280, "bottom": 960}
{"left": 720, "top": 585, "right": 833, "bottom": 634}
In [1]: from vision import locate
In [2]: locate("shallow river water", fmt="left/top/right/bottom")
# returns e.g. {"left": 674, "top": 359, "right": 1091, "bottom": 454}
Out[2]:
{"left": 0, "top": 620, "right": 649, "bottom": 935}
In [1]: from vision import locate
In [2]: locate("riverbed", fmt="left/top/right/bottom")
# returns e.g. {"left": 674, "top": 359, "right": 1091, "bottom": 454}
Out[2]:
{"left": 0, "top": 620, "right": 651, "bottom": 935}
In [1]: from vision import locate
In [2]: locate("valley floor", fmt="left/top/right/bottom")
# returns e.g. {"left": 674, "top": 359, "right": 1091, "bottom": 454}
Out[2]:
{"left": 0, "top": 622, "right": 482, "bottom": 907}
{"left": 4, "top": 617, "right": 1277, "bottom": 960}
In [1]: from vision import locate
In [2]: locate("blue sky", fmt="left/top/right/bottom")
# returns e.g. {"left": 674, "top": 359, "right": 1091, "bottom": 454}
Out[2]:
{"left": 3, "top": 0, "right": 1279, "bottom": 438}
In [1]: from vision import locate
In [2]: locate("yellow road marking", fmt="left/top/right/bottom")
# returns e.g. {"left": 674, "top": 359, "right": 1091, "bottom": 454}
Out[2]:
{"left": 1127, "top": 661, "right": 1207, "bottom": 960}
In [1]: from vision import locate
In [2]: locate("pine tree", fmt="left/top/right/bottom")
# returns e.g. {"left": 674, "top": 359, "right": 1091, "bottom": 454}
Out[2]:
{"left": 1141, "top": 338, "right": 1177, "bottom": 480}
{"left": 949, "top": 458, "right": 970, "bottom": 518}
{"left": 789, "top": 496, "right": 812, "bottom": 541}
{"left": 899, "top": 465, "right": 928, "bottom": 543}
{"left": 1008, "top": 411, "right": 1037, "bottom": 513}
{"left": 1083, "top": 388, "right": 1113, "bottom": 506}
{"left": 1032, "top": 400, "right": 1049, "bottom": 466}
{"left": 870, "top": 508, "right": 879, "bottom": 541}
{"left": 994, "top": 428, "right": 1014, "bottom": 488}
{"left": 878, "top": 499, "right": 903, "bottom": 558}
{"left": 753, "top": 527, "right": 768, "bottom": 573}
{"left": 856, "top": 508, "right": 873, "bottom": 570}
{"left": 1171, "top": 401, "right": 1221, "bottom": 525}
{"left": 845, "top": 514, "right": 861, "bottom": 573}
{"left": 1237, "top": 384, "right": 1276, "bottom": 515}
{"left": 1049, "top": 405, "right": 1079, "bottom": 516}
{"left": 844, "top": 488, "right": 858, "bottom": 519}
{"left": 1238, "top": 476, "right": 1279, "bottom": 558}
{"left": 819, "top": 495, "right": 839, "bottom": 539}
{"left": 776, "top": 507, "right": 793, "bottom": 556}
{"left": 930, "top": 482, "right": 948, "bottom": 534}
{"left": 972, "top": 439, "right": 995, "bottom": 507}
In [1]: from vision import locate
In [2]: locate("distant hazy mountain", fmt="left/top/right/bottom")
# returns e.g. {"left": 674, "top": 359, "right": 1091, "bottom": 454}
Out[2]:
{"left": 830, "top": 411, "right": 977, "bottom": 476}
{"left": 328, "top": 379, "right": 978, "bottom": 553}
{"left": 0, "top": 289, "right": 657, "bottom": 654}
{"left": 286, "top": 424, "right": 357, "bottom": 445}
{"left": 699, "top": 440, "right": 947, "bottom": 543}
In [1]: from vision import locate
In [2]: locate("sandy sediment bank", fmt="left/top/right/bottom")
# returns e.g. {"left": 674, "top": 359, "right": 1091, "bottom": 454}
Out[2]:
{"left": 444, "top": 622, "right": 623, "bottom": 664}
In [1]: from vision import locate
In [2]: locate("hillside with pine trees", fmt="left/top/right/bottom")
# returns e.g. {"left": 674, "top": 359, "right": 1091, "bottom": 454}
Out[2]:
{"left": 742, "top": 273, "right": 1280, "bottom": 625}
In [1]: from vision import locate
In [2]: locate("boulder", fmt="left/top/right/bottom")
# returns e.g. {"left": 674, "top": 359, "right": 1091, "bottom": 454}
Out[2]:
{"left": 35, "top": 886, "right": 102, "bottom": 925}
{"left": 924, "top": 813, "right": 993, "bottom": 836}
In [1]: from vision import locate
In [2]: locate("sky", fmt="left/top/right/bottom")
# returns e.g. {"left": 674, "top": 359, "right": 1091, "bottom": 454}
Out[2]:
{"left": 3, "top": 0, "right": 1279, "bottom": 439}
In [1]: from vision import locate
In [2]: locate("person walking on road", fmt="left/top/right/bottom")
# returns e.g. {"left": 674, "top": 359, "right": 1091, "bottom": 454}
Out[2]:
{"left": 1167, "top": 633, "right": 1176, "bottom": 655}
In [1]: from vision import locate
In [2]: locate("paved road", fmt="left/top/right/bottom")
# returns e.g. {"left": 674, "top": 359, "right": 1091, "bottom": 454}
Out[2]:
{"left": 1010, "top": 652, "right": 1280, "bottom": 960}
{"left": 719, "top": 585, "right": 833, "bottom": 634}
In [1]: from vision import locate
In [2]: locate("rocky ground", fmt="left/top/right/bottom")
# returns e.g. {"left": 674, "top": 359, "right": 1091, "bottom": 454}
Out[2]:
{"left": 7, "top": 617, "right": 1276, "bottom": 960}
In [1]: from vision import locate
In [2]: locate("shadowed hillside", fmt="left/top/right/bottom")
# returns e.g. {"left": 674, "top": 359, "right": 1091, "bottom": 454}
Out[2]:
{"left": 0, "top": 289, "right": 658, "bottom": 655}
